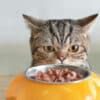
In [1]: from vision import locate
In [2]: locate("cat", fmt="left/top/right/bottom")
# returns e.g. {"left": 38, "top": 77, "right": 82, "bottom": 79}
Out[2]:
{"left": 23, "top": 14, "right": 98, "bottom": 67}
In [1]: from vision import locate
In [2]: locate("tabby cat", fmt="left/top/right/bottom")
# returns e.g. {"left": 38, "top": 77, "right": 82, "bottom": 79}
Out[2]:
{"left": 23, "top": 14, "right": 98, "bottom": 67}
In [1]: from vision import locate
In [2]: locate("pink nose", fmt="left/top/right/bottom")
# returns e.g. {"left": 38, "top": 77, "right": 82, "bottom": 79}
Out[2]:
{"left": 57, "top": 51, "right": 66, "bottom": 61}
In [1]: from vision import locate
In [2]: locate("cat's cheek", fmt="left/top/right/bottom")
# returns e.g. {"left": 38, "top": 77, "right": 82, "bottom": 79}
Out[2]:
{"left": 55, "top": 59, "right": 61, "bottom": 64}
{"left": 63, "top": 59, "right": 72, "bottom": 64}
{"left": 48, "top": 53, "right": 58, "bottom": 62}
{"left": 63, "top": 59, "right": 86, "bottom": 66}
{"left": 48, "top": 52, "right": 55, "bottom": 58}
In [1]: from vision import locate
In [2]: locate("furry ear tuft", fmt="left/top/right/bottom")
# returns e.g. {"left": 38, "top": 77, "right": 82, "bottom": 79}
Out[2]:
{"left": 77, "top": 13, "right": 98, "bottom": 31}
{"left": 23, "top": 14, "right": 45, "bottom": 30}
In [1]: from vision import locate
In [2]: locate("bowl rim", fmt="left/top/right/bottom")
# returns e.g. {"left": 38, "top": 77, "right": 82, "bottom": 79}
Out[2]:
{"left": 25, "top": 64, "right": 91, "bottom": 85}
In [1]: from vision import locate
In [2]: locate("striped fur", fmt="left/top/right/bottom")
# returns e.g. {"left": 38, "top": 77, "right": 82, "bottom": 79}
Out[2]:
{"left": 23, "top": 14, "right": 98, "bottom": 67}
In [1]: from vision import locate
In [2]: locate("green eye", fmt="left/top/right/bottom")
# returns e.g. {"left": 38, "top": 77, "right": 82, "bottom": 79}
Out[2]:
{"left": 70, "top": 44, "right": 79, "bottom": 52}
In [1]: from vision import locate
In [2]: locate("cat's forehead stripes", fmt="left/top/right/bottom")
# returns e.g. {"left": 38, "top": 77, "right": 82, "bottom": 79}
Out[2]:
{"left": 64, "top": 21, "right": 73, "bottom": 44}
{"left": 48, "top": 21, "right": 60, "bottom": 43}
{"left": 47, "top": 19, "right": 73, "bottom": 46}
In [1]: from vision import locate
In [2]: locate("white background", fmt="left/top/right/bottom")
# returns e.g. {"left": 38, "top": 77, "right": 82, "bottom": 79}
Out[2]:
{"left": 0, "top": 0, "right": 100, "bottom": 44}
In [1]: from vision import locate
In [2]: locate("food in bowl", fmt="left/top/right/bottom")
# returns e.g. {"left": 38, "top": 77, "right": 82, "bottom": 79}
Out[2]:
{"left": 31, "top": 67, "right": 84, "bottom": 82}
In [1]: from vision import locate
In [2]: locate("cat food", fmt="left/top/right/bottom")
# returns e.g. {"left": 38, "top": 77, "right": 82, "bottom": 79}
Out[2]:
{"left": 31, "top": 68, "right": 84, "bottom": 82}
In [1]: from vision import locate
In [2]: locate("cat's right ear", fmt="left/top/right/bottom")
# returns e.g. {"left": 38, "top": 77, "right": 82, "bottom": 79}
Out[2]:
{"left": 77, "top": 14, "right": 98, "bottom": 32}
{"left": 22, "top": 14, "right": 45, "bottom": 30}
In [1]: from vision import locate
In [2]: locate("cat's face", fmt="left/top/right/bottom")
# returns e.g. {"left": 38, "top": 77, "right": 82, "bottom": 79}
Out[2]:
{"left": 23, "top": 14, "right": 98, "bottom": 66}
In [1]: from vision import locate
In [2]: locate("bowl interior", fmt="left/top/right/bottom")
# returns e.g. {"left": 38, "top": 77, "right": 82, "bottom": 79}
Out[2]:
{"left": 25, "top": 64, "right": 91, "bottom": 84}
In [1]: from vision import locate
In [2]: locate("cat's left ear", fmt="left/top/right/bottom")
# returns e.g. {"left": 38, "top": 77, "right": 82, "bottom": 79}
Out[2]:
{"left": 22, "top": 14, "right": 46, "bottom": 30}
{"left": 77, "top": 14, "right": 99, "bottom": 32}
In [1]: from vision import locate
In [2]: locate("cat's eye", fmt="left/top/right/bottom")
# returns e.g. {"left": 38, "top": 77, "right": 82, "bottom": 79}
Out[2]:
{"left": 69, "top": 44, "right": 79, "bottom": 52}
{"left": 45, "top": 46, "right": 55, "bottom": 52}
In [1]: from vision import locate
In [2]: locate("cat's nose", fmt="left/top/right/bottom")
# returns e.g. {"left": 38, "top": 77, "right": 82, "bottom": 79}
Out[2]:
{"left": 57, "top": 51, "right": 66, "bottom": 62}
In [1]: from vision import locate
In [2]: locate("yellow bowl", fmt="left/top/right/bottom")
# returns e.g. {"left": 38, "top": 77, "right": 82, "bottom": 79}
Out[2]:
{"left": 6, "top": 65, "right": 100, "bottom": 100}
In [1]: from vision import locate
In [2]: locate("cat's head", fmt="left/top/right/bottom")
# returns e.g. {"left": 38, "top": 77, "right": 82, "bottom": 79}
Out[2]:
{"left": 23, "top": 14, "right": 98, "bottom": 66}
